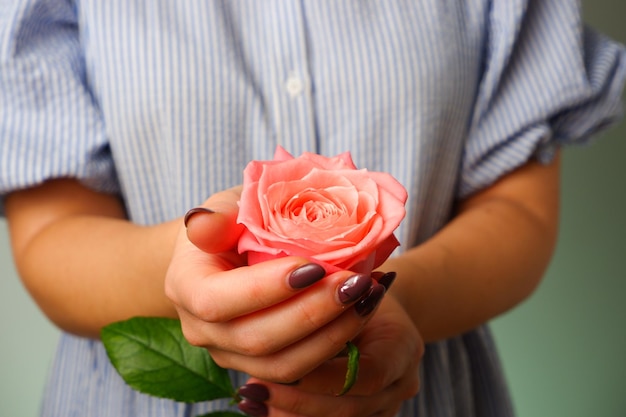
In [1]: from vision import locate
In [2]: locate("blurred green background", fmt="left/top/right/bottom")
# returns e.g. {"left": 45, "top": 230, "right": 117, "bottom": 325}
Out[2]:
{"left": 1, "top": 1, "right": 624, "bottom": 416}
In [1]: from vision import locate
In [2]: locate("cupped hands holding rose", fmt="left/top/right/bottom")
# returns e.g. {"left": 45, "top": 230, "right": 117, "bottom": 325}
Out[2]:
{"left": 165, "top": 148, "right": 423, "bottom": 417}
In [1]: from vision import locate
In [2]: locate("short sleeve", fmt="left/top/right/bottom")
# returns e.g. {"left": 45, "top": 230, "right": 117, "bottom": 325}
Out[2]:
{"left": 0, "top": 0, "right": 119, "bottom": 212}
{"left": 460, "top": 0, "right": 626, "bottom": 198}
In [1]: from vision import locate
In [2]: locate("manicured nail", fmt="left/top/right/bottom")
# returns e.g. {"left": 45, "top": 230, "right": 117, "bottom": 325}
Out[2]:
{"left": 338, "top": 273, "right": 372, "bottom": 305}
{"left": 288, "top": 263, "right": 326, "bottom": 289}
{"left": 371, "top": 271, "right": 385, "bottom": 281}
{"left": 376, "top": 271, "right": 397, "bottom": 291}
{"left": 355, "top": 283, "right": 385, "bottom": 317}
{"left": 238, "top": 383, "right": 270, "bottom": 402}
{"left": 183, "top": 207, "right": 215, "bottom": 227}
{"left": 238, "top": 398, "right": 268, "bottom": 417}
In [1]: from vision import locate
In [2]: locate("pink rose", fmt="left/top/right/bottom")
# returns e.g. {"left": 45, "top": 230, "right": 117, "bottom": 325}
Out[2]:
{"left": 237, "top": 146, "right": 407, "bottom": 274}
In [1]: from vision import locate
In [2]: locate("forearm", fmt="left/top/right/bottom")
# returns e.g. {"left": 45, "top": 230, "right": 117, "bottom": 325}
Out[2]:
{"left": 385, "top": 156, "right": 560, "bottom": 342}
{"left": 5, "top": 180, "right": 180, "bottom": 338}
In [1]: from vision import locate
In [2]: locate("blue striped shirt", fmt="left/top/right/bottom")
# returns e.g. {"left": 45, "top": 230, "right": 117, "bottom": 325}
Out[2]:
{"left": 1, "top": 1, "right": 624, "bottom": 416}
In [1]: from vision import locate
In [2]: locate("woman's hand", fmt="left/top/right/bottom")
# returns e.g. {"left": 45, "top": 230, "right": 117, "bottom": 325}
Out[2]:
{"left": 165, "top": 187, "right": 385, "bottom": 382}
{"left": 238, "top": 294, "right": 424, "bottom": 417}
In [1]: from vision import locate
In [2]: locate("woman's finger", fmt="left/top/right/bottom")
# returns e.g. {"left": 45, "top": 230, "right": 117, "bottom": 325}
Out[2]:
{"left": 253, "top": 295, "right": 423, "bottom": 394}
{"left": 235, "top": 306, "right": 422, "bottom": 417}
{"left": 168, "top": 254, "right": 330, "bottom": 321}
{"left": 196, "top": 273, "right": 377, "bottom": 350}
{"left": 206, "top": 288, "right": 384, "bottom": 382}
{"left": 179, "top": 280, "right": 385, "bottom": 369}
{"left": 240, "top": 375, "right": 411, "bottom": 417}
{"left": 184, "top": 185, "right": 244, "bottom": 253}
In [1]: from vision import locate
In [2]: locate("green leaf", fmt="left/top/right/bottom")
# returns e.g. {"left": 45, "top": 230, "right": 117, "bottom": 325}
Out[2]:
{"left": 336, "top": 341, "right": 360, "bottom": 396}
{"left": 195, "top": 412, "right": 249, "bottom": 417}
{"left": 101, "top": 317, "right": 234, "bottom": 403}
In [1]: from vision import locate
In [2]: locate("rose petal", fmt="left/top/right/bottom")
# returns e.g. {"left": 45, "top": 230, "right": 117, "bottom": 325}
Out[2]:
{"left": 313, "top": 215, "right": 385, "bottom": 265}
{"left": 237, "top": 146, "right": 407, "bottom": 275}
{"left": 371, "top": 234, "right": 402, "bottom": 269}
{"left": 299, "top": 151, "right": 357, "bottom": 170}
{"left": 273, "top": 145, "right": 295, "bottom": 161}
{"left": 370, "top": 171, "right": 407, "bottom": 201}
{"left": 264, "top": 182, "right": 358, "bottom": 233}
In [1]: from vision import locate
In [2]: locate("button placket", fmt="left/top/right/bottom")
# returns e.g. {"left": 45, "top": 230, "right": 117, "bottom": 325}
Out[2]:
{"left": 266, "top": 1, "right": 317, "bottom": 154}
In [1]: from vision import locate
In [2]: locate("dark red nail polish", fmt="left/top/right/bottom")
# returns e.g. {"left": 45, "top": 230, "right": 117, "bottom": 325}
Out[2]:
{"left": 338, "top": 273, "right": 372, "bottom": 304}
{"left": 371, "top": 271, "right": 385, "bottom": 281}
{"left": 376, "top": 271, "right": 397, "bottom": 291}
{"left": 183, "top": 207, "right": 215, "bottom": 227}
{"left": 355, "top": 283, "right": 385, "bottom": 317}
{"left": 237, "top": 383, "right": 270, "bottom": 402}
{"left": 238, "top": 398, "right": 268, "bottom": 417}
{"left": 288, "top": 263, "right": 326, "bottom": 289}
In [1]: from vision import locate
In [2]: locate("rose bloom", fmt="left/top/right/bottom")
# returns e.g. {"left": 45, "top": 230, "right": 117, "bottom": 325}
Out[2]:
{"left": 237, "top": 146, "right": 408, "bottom": 274}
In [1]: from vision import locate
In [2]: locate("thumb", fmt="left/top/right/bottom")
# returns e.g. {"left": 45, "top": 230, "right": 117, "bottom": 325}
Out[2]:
{"left": 184, "top": 186, "right": 244, "bottom": 253}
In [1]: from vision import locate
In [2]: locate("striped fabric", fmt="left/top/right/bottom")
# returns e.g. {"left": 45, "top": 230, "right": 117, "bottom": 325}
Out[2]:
{"left": 1, "top": 1, "right": 624, "bottom": 416}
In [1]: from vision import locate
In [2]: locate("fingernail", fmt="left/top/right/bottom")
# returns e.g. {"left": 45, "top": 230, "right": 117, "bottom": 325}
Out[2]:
{"left": 376, "top": 271, "right": 397, "bottom": 291}
{"left": 355, "top": 283, "right": 385, "bottom": 317}
{"left": 238, "top": 398, "right": 268, "bottom": 417}
{"left": 338, "top": 273, "right": 372, "bottom": 305}
{"left": 371, "top": 271, "right": 385, "bottom": 281}
{"left": 288, "top": 263, "right": 326, "bottom": 289}
{"left": 183, "top": 207, "right": 215, "bottom": 227}
{"left": 237, "top": 383, "right": 270, "bottom": 402}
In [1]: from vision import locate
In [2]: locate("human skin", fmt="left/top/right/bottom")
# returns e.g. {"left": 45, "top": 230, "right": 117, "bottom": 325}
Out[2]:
{"left": 4, "top": 153, "right": 559, "bottom": 416}
{"left": 176, "top": 154, "right": 560, "bottom": 417}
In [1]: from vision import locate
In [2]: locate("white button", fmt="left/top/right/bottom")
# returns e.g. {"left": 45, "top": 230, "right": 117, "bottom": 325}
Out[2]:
{"left": 285, "top": 75, "right": 304, "bottom": 97}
